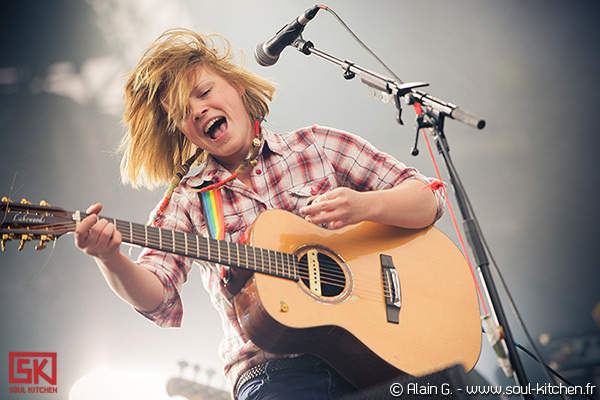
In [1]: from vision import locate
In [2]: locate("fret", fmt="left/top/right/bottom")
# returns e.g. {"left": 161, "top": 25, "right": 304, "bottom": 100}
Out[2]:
{"left": 291, "top": 255, "right": 296, "bottom": 278}
{"left": 226, "top": 242, "right": 231, "bottom": 265}
{"left": 217, "top": 240, "right": 221, "bottom": 263}
{"left": 260, "top": 248, "right": 265, "bottom": 273}
{"left": 159, "top": 228, "right": 162, "bottom": 249}
{"left": 129, "top": 221, "right": 133, "bottom": 243}
{"left": 174, "top": 231, "right": 185, "bottom": 254}
{"left": 293, "top": 255, "right": 298, "bottom": 280}
{"left": 236, "top": 243, "right": 240, "bottom": 267}
{"left": 184, "top": 232, "right": 188, "bottom": 255}
{"left": 205, "top": 236, "right": 209, "bottom": 260}
{"left": 196, "top": 235, "right": 200, "bottom": 258}
{"left": 252, "top": 246, "right": 257, "bottom": 271}
{"left": 263, "top": 249, "right": 268, "bottom": 274}
{"left": 244, "top": 245, "right": 249, "bottom": 271}
{"left": 271, "top": 249, "right": 276, "bottom": 275}
{"left": 144, "top": 225, "right": 148, "bottom": 247}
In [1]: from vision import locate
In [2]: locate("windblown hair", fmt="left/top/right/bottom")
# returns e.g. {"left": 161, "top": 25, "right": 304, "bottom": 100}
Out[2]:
{"left": 119, "top": 28, "right": 276, "bottom": 188}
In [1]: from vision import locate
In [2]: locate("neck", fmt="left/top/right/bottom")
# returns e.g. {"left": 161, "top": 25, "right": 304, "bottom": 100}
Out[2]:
{"left": 225, "top": 120, "right": 262, "bottom": 173}
{"left": 199, "top": 123, "right": 262, "bottom": 194}
{"left": 236, "top": 167, "right": 254, "bottom": 188}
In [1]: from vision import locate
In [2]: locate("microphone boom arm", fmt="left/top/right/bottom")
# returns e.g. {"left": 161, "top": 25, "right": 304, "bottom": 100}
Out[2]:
{"left": 292, "top": 38, "right": 485, "bottom": 129}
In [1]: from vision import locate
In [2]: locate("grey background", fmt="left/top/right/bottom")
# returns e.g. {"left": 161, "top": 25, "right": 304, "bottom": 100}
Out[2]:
{"left": 1, "top": 0, "right": 599, "bottom": 398}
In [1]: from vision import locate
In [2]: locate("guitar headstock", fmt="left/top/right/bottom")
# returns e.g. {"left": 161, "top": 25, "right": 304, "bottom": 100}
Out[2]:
{"left": 0, "top": 197, "right": 74, "bottom": 252}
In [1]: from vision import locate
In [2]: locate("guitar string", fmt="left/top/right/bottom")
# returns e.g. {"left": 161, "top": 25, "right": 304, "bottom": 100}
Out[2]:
{"left": 19, "top": 219, "right": 396, "bottom": 299}
{"left": 123, "top": 222, "right": 386, "bottom": 289}
{"left": 21, "top": 219, "right": 392, "bottom": 300}
{"left": 40, "top": 219, "right": 349, "bottom": 286}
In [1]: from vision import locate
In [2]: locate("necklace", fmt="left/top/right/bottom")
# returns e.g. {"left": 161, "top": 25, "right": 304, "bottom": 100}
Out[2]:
{"left": 151, "top": 120, "right": 262, "bottom": 226}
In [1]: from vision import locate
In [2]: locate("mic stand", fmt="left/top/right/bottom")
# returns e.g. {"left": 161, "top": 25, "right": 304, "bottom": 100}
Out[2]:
{"left": 415, "top": 108, "right": 533, "bottom": 400}
{"left": 292, "top": 37, "right": 533, "bottom": 399}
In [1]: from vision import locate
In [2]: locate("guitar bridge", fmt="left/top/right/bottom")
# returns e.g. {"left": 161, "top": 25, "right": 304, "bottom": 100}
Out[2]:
{"left": 381, "top": 254, "right": 401, "bottom": 324}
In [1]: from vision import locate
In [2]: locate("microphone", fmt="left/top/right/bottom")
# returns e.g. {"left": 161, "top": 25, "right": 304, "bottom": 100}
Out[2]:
{"left": 255, "top": 5, "right": 321, "bottom": 67}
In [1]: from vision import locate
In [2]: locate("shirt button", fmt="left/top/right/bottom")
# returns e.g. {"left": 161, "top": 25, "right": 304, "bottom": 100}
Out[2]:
{"left": 310, "top": 188, "right": 316, "bottom": 195}
{"left": 256, "top": 169, "right": 262, "bottom": 175}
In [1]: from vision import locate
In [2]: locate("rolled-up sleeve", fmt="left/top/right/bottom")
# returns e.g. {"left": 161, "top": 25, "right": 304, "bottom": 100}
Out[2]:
{"left": 134, "top": 184, "right": 202, "bottom": 327}
{"left": 313, "top": 125, "right": 446, "bottom": 224}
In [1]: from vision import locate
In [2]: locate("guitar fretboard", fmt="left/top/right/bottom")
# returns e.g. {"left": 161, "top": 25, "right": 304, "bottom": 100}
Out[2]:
{"left": 102, "top": 215, "right": 299, "bottom": 281}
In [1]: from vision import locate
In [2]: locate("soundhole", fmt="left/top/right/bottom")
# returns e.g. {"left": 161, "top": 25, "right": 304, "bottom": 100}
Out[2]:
{"left": 296, "top": 248, "right": 347, "bottom": 299}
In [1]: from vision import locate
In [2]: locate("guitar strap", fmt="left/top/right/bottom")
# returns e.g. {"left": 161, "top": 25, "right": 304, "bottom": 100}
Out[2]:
{"left": 198, "top": 187, "right": 226, "bottom": 241}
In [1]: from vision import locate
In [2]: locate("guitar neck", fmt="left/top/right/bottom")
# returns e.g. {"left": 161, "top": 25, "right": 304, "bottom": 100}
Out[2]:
{"left": 100, "top": 214, "right": 299, "bottom": 281}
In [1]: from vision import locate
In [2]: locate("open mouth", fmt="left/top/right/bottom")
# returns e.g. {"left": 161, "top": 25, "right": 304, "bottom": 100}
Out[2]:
{"left": 204, "top": 116, "right": 227, "bottom": 139}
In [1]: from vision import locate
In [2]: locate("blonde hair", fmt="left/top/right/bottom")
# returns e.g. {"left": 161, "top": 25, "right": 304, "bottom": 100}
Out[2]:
{"left": 119, "top": 28, "right": 276, "bottom": 188}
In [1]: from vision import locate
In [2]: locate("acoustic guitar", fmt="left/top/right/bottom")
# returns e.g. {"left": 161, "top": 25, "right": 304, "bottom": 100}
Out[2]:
{"left": 1, "top": 198, "right": 482, "bottom": 389}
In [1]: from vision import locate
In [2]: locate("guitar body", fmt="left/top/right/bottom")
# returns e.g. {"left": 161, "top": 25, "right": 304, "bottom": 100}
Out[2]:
{"left": 234, "top": 210, "right": 481, "bottom": 389}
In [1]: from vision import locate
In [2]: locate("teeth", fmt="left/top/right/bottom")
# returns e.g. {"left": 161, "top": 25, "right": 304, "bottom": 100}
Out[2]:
{"left": 204, "top": 117, "right": 221, "bottom": 134}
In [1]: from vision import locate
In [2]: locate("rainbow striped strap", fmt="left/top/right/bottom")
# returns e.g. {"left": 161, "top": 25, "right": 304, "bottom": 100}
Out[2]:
{"left": 199, "top": 188, "right": 226, "bottom": 240}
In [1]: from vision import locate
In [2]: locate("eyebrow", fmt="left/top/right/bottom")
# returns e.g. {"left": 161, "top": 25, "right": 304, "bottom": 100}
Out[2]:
{"left": 193, "top": 76, "right": 216, "bottom": 91}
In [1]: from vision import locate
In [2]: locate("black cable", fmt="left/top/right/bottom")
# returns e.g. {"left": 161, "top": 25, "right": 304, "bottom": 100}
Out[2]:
{"left": 320, "top": 6, "right": 404, "bottom": 84}
{"left": 516, "top": 342, "right": 598, "bottom": 400}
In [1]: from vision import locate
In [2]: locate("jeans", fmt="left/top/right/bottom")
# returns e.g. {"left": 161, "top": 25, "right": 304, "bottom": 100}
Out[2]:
{"left": 236, "top": 357, "right": 357, "bottom": 400}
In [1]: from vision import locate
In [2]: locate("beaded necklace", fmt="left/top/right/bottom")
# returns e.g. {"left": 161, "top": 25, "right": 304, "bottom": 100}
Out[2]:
{"left": 151, "top": 120, "right": 263, "bottom": 235}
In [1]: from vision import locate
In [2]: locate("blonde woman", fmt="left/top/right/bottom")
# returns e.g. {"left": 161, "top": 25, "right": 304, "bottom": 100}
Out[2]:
{"left": 75, "top": 28, "right": 443, "bottom": 400}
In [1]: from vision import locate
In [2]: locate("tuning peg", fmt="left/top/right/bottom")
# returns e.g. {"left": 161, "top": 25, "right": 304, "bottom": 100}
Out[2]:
{"left": 2, "top": 196, "right": 10, "bottom": 203}
{"left": 1, "top": 233, "right": 14, "bottom": 251}
{"left": 35, "top": 234, "right": 52, "bottom": 250}
{"left": 18, "top": 234, "right": 34, "bottom": 251}
{"left": 40, "top": 200, "right": 50, "bottom": 207}
{"left": 20, "top": 198, "right": 31, "bottom": 205}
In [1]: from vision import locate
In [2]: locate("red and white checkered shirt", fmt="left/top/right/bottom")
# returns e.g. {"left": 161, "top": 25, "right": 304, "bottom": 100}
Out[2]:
{"left": 135, "top": 125, "right": 445, "bottom": 386}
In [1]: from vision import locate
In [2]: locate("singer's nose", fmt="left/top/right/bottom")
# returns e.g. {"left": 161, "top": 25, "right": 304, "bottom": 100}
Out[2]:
{"left": 191, "top": 103, "right": 208, "bottom": 122}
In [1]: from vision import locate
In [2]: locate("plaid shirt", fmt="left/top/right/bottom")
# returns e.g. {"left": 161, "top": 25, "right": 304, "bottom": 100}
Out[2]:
{"left": 135, "top": 125, "right": 445, "bottom": 387}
